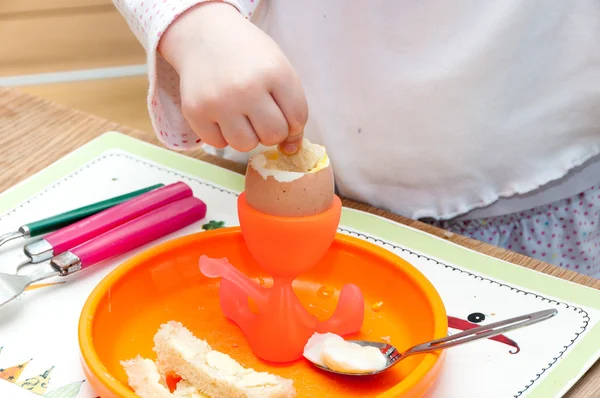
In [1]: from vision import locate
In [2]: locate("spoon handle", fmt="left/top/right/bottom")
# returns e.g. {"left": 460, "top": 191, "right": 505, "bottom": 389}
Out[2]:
{"left": 402, "top": 308, "right": 558, "bottom": 358}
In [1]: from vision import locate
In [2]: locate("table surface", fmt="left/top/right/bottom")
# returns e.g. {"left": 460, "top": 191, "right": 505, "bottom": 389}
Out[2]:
{"left": 1, "top": 86, "right": 598, "bottom": 397}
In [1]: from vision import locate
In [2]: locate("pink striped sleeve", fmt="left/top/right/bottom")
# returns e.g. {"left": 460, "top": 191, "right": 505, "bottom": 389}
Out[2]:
{"left": 113, "top": 0, "right": 261, "bottom": 151}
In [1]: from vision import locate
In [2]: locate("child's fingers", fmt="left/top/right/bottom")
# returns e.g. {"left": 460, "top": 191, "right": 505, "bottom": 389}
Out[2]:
{"left": 271, "top": 73, "right": 308, "bottom": 150}
{"left": 247, "top": 94, "right": 289, "bottom": 147}
{"left": 219, "top": 115, "right": 260, "bottom": 152}
{"left": 188, "top": 118, "right": 228, "bottom": 148}
{"left": 278, "top": 130, "right": 304, "bottom": 155}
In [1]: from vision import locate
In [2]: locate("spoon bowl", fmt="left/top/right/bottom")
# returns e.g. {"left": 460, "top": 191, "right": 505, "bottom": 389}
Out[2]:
{"left": 310, "top": 308, "right": 558, "bottom": 376}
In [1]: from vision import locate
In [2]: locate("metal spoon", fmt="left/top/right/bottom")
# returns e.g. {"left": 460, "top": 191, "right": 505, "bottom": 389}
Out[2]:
{"left": 310, "top": 308, "right": 557, "bottom": 376}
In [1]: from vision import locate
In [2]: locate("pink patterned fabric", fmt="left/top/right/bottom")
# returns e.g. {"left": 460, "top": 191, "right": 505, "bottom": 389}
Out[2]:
{"left": 435, "top": 184, "right": 600, "bottom": 278}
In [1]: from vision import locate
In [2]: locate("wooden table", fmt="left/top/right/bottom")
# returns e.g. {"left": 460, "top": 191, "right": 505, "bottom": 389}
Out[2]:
{"left": 1, "top": 86, "right": 598, "bottom": 396}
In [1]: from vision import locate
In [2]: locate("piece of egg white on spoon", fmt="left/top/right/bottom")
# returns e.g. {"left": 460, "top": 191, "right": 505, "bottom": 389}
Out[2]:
{"left": 303, "top": 332, "right": 388, "bottom": 374}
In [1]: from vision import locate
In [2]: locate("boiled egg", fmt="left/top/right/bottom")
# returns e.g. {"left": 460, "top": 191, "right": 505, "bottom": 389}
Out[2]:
{"left": 303, "top": 332, "right": 387, "bottom": 374}
{"left": 244, "top": 139, "right": 334, "bottom": 217}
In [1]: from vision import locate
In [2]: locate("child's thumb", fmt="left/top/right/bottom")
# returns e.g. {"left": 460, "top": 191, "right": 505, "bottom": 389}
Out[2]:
{"left": 279, "top": 131, "right": 304, "bottom": 155}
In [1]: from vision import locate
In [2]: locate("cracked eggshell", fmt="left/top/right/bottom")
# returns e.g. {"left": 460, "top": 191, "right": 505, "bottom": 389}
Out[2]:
{"left": 244, "top": 157, "right": 335, "bottom": 217}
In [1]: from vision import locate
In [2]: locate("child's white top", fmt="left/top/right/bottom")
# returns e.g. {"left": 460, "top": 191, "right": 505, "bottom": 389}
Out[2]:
{"left": 114, "top": 0, "right": 600, "bottom": 220}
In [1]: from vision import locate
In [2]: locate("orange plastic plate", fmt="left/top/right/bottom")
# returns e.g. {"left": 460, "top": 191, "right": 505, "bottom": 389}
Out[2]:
{"left": 79, "top": 227, "right": 447, "bottom": 397}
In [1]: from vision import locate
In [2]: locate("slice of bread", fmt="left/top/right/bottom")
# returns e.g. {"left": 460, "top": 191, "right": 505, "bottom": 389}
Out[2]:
{"left": 122, "top": 355, "right": 208, "bottom": 398}
{"left": 154, "top": 321, "right": 296, "bottom": 398}
{"left": 121, "top": 355, "right": 175, "bottom": 398}
{"left": 174, "top": 380, "right": 208, "bottom": 398}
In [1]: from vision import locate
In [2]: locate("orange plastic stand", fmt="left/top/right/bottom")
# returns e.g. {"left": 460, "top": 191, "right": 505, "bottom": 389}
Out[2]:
{"left": 199, "top": 192, "right": 365, "bottom": 363}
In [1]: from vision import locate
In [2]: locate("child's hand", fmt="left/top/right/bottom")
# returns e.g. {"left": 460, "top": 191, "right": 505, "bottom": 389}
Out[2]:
{"left": 159, "top": 2, "right": 308, "bottom": 154}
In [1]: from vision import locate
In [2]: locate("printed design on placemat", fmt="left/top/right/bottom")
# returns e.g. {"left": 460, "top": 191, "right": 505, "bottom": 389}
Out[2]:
{"left": 339, "top": 228, "right": 590, "bottom": 398}
{"left": 0, "top": 152, "right": 591, "bottom": 397}
{"left": 202, "top": 220, "right": 226, "bottom": 230}
{"left": 448, "top": 314, "right": 521, "bottom": 354}
{"left": 0, "top": 348, "right": 84, "bottom": 397}
{"left": 17, "top": 366, "right": 54, "bottom": 395}
{"left": 45, "top": 380, "right": 84, "bottom": 398}
{"left": 0, "top": 356, "right": 31, "bottom": 382}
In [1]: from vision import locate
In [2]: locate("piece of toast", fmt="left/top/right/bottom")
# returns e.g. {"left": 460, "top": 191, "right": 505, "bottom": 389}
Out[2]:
{"left": 122, "top": 355, "right": 208, "bottom": 398}
{"left": 153, "top": 321, "right": 296, "bottom": 398}
{"left": 121, "top": 355, "right": 176, "bottom": 398}
{"left": 174, "top": 380, "right": 208, "bottom": 398}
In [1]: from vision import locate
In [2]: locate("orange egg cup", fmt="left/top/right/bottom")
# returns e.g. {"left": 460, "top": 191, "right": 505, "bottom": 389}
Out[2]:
{"left": 199, "top": 193, "right": 364, "bottom": 362}
{"left": 79, "top": 227, "right": 447, "bottom": 397}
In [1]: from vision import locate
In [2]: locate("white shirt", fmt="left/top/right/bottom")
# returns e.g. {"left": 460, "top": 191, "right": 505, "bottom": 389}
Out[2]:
{"left": 115, "top": 0, "right": 600, "bottom": 220}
